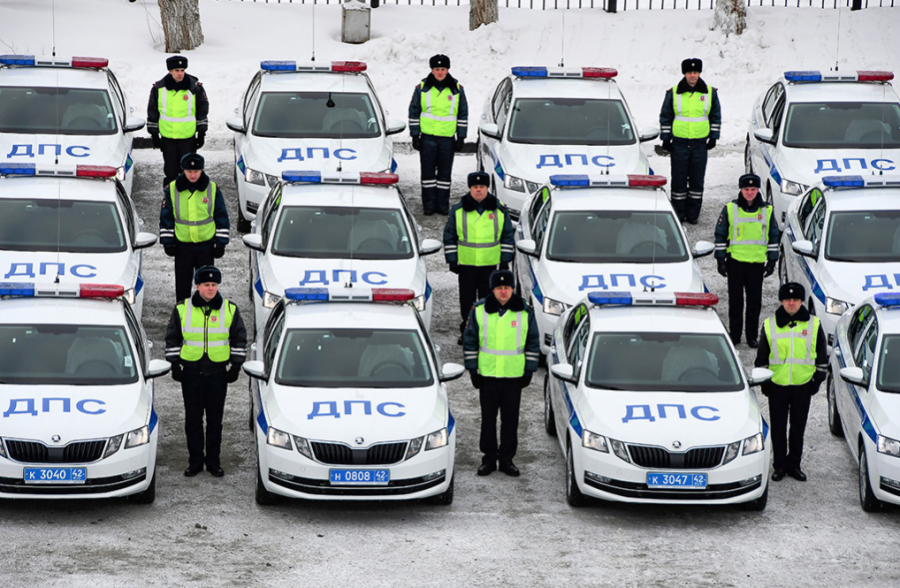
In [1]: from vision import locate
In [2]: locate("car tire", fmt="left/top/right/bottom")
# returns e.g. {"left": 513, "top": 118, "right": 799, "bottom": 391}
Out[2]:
{"left": 544, "top": 373, "right": 557, "bottom": 437}
{"left": 127, "top": 472, "right": 156, "bottom": 504}
{"left": 744, "top": 138, "right": 753, "bottom": 175}
{"left": 778, "top": 246, "right": 788, "bottom": 285}
{"left": 256, "top": 460, "right": 279, "bottom": 506}
{"left": 426, "top": 476, "right": 454, "bottom": 506}
{"left": 238, "top": 206, "right": 252, "bottom": 233}
{"left": 566, "top": 440, "right": 588, "bottom": 507}
{"left": 827, "top": 374, "right": 844, "bottom": 438}
{"left": 739, "top": 483, "right": 768, "bottom": 512}
{"left": 859, "top": 444, "right": 882, "bottom": 512}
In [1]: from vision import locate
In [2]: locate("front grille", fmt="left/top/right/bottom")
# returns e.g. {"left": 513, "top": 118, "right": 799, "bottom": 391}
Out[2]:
{"left": 311, "top": 441, "right": 407, "bottom": 465}
{"left": 270, "top": 471, "right": 445, "bottom": 496}
{"left": 0, "top": 473, "right": 146, "bottom": 495}
{"left": 627, "top": 444, "right": 725, "bottom": 469}
{"left": 584, "top": 475, "right": 761, "bottom": 501}
{"left": 6, "top": 440, "right": 106, "bottom": 464}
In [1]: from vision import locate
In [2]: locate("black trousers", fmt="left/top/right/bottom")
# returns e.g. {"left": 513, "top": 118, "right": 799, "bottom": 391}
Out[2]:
{"left": 174, "top": 241, "right": 214, "bottom": 302}
{"left": 181, "top": 370, "right": 228, "bottom": 470}
{"left": 419, "top": 134, "right": 455, "bottom": 214}
{"left": 161, "top": 137, "right": 198, "bottom": 188}
{"left": 727, "top": 258, "right": 765, "bottom": 343}
{"left": 458, "top": 265, "right": 495, "bottom": 333}
{"left": 768, "top": 384, "right": 812, "bottom": 471}
{"left": 479, "top": 377, "right": 523, "bottom": 466}
{"left": 670, "top": 137, "right": 708, "bottom": 222}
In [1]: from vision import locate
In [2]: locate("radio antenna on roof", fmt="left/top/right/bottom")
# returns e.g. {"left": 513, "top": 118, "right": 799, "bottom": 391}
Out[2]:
{"left": 558, "top": 12, "right": 565, "bottom": 68}
{"left": 311, "top": 2, "right": 317, "bottom": 62}
{"left": 833, "top": 9, "right": 842, "bottom": 72}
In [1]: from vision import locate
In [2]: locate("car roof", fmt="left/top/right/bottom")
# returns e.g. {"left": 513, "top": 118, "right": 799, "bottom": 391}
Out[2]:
{"left": 783, "top": 80, "right": 899, "bottom": 104}
{"left": 586, "top": 305, "right": 727, "bottom": 334}
{"left": 0, "top": 297, "right": 127, "bottom": 325}
{"left": 822, "top": 187, "right": 900, "bottom": 212}
{"left": 282, "top": 301, "right": 423, "bottom": 330}
{"left": 0, "top": 66, "right": 111, "bottom": 90}
{"left": 510, "top": 76, "right": 624, "bottom": 101}
{"left": 0, "top": 176, "right": 120, "bottom": 202}
{"left": 548, "top": 187, "right": 674, "bottom": 212}
{"left": 258, "top": 71, "right": 373, "bottom": 94}
{"left": 278, "top": 182, "right": 404, "bottom": 209}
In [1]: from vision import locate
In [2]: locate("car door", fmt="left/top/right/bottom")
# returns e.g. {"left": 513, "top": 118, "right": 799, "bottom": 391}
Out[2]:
{"left": 843, "top": 310, "right": 878, "bottom": 457}
{"left": 551, "top": 303, "right": 588, "bottom": 442}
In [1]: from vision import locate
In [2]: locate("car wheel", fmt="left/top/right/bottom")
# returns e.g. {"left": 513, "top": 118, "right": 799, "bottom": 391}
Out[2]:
{"left": 127, "top": 472, "right": 156, "bottom": 504}
{"left": 859, "top": 444, "right": 882, "bottom": 512}
{"left": 744, "top": 138, "right": 753, "bottom": 174}
{"left": 544, "top": 373, "right": 557, "bottom": 437}
{"left": 256, "top": 460, "right": 279, "bottom": 506}
{"left": 426, "top": 476, "right": 454, "bottom": 506}
{"left": 827, "top": 374, "right": 844, "bottom": 438}
{"left": 778, "top": 246, "right": 788, "bottom": 285}
{"left": 238, "top": 206, "right": 252, "bottom": 233}
{"left": 739, "top": 483, "right": 768, "bottom": 512}
{"left": 566, "top": 440, "right": 588, "bottom": 507}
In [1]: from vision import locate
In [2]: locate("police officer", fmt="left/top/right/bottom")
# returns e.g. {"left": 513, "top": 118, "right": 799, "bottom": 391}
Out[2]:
{"left": 714, "top": 173, "right": 780, "bottom": 348}
{"left": 159, "top": 153, "right": 230, "bottom": 303}
{"left": 463, "top": 270, "right": 540, "bottom": 477}
{"left": 165, "top": 266, "right": 247, "bottom": 477}
{"left": 659, "top": 58, "right": 721, "bottom": 224}
{"left": 755, "top": 283, "right": 827, "bottom": 482}
{"left": 408, "top": 54, "right": 468, "bottom": 216}
{"left": 444, "top": 171, "right": 515, "bottom": 345}
{"left": 147, "top": 55, "right": 209, "bottom": 188}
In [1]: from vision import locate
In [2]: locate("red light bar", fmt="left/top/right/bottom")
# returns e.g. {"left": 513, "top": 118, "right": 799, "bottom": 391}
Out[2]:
{"left": 359, "top": 172, "right": 399, "bottom": 185}
{"left": 332, "top": 61, "right": 367, "bottom": 72}
{"left": 582, "top": 67, "right": 617, "bottom": 79}
{"left": 80, "top": 284, "right": 125, "bottom": 299}
{"left": 857, "top": 70, "right": 894, "bottom": 82}
{"left": 76, "top": 165, "right": 117, "bottom": 178}
{"left": 71, "top": 57, "right": 109, "bottom": 68}
{"left": 372, "top": 288, "right": 415, "bottom": 302}
{"left": 627, "top": 174, "right": 667, "bottom": 187}
{"left": 674, "top": 293, "right": 718, "bottom": 307}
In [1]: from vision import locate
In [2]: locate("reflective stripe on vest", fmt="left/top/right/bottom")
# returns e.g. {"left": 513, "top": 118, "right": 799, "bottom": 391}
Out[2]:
{"left": 456, "top": 207, "right": 502, "bottom": 266}
{"left": 672, "top": 85, "right": 711, "bottom": 139}
{"left": 419, "top": 83, "right": 459, "bottom": 137}
{"left": 726, "top": 203, "right": 771, "bottom": 263}
{"left": 158, "top": 87, "right": 197, "bottom": 139}
{"left": 764, "top": 316, "right": 819, "bottom": 386}
{"left": 179, "top": 297, "right": 234, "bottom": 362}
{"left": 476, "top": 305, "right": 527, "bottom": 378}
{"left": 172, "top": 181, "right": 216, "bottom": 243}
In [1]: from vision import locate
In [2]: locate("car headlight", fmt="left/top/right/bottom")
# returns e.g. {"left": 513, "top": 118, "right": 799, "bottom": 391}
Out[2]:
{"left": 292, "top": 435, "right": 313, "bottom": 460}
{"left": 425, "top": 428, "right": 448, "bottom": 450}
{"left": 503, "top": 174, "right": 540, "bottom": 194}
{"left": 722, "top": 441, "right": 741, "bottom": 465}
{"left": 742, "top": 432, "right": 765, "bottom": 456}
{"left": 121, "top": 288, "right": 136, "bottom": 305}
{"left": 780, "top": 178, "right": 808, "bottom": 196}
{"left": 826, "top": 297, "right": 849, "bottom": 315}
{"left": 543, "top": 297, "right": 570, "bottom": 316}
{"left": 582, "top": 430, "right": 609, "bottom": 453}
{"left": 406, "top": 436, "right": 424, "bottom": 460}
{"left": 262, "top": 291, "right": 282, "bottom": 309}
{"left": 877, "top": 434, "right": 900, "bottom": 457}
{"left": 266, "top": 427, "right": 292, "bottom": 450}
{"left": 116, "top": 166, "right": 127, "bottom": 182}
{"left": 245, "top": 167, "right": 267, "bottom": 186}
{"left": 609, "top": 438, "right": 630, "bottom": 463}
{"left": 104, "top": 434, "right": 123, "bottom": 458}
{"left": 124, "top": 425, "right": 150, "bottom": 449}
{"left": 412, "top": 294, "right": 426, "bottom": 312}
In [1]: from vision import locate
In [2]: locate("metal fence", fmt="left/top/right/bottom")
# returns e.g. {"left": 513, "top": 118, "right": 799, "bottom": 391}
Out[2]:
{"left": 221, "top": 0, "right": 895, "bottom": 8}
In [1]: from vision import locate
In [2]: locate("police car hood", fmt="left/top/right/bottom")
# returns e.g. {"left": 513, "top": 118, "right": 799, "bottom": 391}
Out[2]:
{"left": 871, "top": 393, "right": 900, "bottom": 440}
{"left": 499, "top": 142, "right": 648, "bottom": 184}
{"left": 0, "top": 132, "right": 127, "bottom": 168}
{"left": 0, "top": 382, "right": 149, "bottom": 442}
{"left": 266, "top": 385, "right": 448, "bottom": 443}
{"left": 263, "top": 256, "right": 421, "bottom": 294}
{"left": 777, "top": 147, "right": 900, "bottom": 188}
{"left": 243, "top": 137, "right": 391, "bottom": 176}
{"left": 812, "top": 259, "right": 896, "bottom": 308}
{"left": 581, "top": 390, "right": 761, "bottom": 447}
{"left": 0, "top": 250, "right": 135, "bottom": 288}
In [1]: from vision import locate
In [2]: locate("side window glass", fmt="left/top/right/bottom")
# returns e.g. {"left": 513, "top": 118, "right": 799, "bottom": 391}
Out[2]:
{"left": 803, "top": 198, "right": 826, "bottom": 246}
{"left": 106, "top": 71, "right": 126, "bottom": 125}
{"left": 561, "top": 303, "right": 587, "bottom": 352}
{"left": 123, "top": 304, "right": 147, "bottom": 372}
{"left": 532, "top": 200, "right": 552, "bottom": 252}
{"left": 847, "top": 305, "right": 872, "bottom": 351}
{"left": 855, "top": 320, "right": 878, "bottom": 378}
{"left": 568, "top": 320, "right": 590, "bottom": 378}
{"left": 492, "top": 79, "right": 510, "bottom": 121}
{"left": 762, "top": 84, "right": 783, "bottom": 128}
{"left": 261, "top": 185, "right": 282, "bottom": 245}
{"left": 263, "top": 306, "right": 285, "bottom": 374}
{"left": 116, "top": 183, "right": 137, "bottom": 241}
{"left": 770, "top": 94, "right": 786, "bottom": 136}
{"left": 243, "top": 74, "right": 262, "bottom": 128}
{"left": 796, "top": 188, "right": 821, "bottom": 228}
{"left": 495, "top": 80, "right": 512, "bottom": 131}
{"left": 527, "top": 188, "right": 547, "bottom": 230}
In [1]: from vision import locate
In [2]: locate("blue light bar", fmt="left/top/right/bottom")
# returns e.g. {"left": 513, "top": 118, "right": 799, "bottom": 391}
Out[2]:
{"left": 282, "top": 170, "right": 322, "bottom": 183}
{"left": 284, "top": 288, "right": 329, "bottom": 301}
{"left": 261, "top": 60, "right": 296, "bottom": 71}
{"left": 785, "top": 71, "right": 821, "bottom": 82}
{"left": 587, "top": 291, "right": 633, "bottom": 306}
{"left": 0, "top": 282, "right": 35, "bottom": 297}
{"left": 822, "top": 175, "right": 865, "bottom": 188}
{"left": 0, "top": 163, "right": 36, "bottom": 176}
{"left": 874, "top": 293, "right": 900, "bottom": 307}
{"left": 549, "top": 175, "right": 590, "bottom": 187}
{"left": 0, "top": 55, "right": 35, "bottom": 66}
{"left": 511, "top": 66, "right": 547, "bottom": 78}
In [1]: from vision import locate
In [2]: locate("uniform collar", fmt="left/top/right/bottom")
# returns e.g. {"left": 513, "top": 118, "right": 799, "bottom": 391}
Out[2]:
{"left": 676, "top": 77, "right": 709, "bottom": 94}
{"left": 175, "top": 172, "right": 210, "bottom": 193}
{"left": 462, "top": 192, "right": 498, "bottom": 212}
{"left": 191, "top": 290, "right": 223, "bottom": 311}
{"left": 484, "top": 293, "right": 525, "bottom": 314}
{"left": 775, "top": 305, "right": 811, "bottom": 328}
{"left": 422, "top": 73, "right": 459, "bottom": 94}
{"left": 736, "top": 194, "right": 764, "bottom": 212}
{"left": 164, "top": 73, "right": 195, "bottom": 92}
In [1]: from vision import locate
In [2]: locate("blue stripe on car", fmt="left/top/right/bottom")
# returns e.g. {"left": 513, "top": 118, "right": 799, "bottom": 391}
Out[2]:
{"left": 836, "top": 341, "right": 878, "bottom": 443}
{"left": 552, "top": 347, "right": 583, "bottom": 437}
{"left": 255, "top": 380, "right": 268, "bottom": 434}
{"left": 448, "top": 412, "right": 455, "bottom": 435}
{"left": 425, "top": 281, "right": 432, "bottom": 302}
{"left": 149, "top": 406, "right": 158, "bottom": 433}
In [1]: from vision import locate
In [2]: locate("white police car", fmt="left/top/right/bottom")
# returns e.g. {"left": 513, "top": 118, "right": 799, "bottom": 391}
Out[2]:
{"left": 828, "top": 293, "right": 900, "bottom": 511}
{"left": 226, "top": 61, "right": 407, "bottom": 231}
{"left": 746, "top": 70, "right": 900, "bottom": 228}
{"left": 0, "top": 164, "right": 157, "bottom": 319}
{"left": 478, "top": 66, "right": 657, "bottom": 215}
{"left": 242, "top": 287, "right": 462, "bottom": 505}
{"left": 545, "top": 291, "right": 772, "bottom": 509}
{"left": 0, "top": 283, "right": 170, "bottom": 502}
{"left": 515, "top": 174, "right": 714, "bottom": 355}
{"left": 779, "top": 175, "right": 900, "bottom": 345}
{"left": 243, "top": 170, "right": 439, "bottom": 335}
{"left": 0, "top": 55, "right": 146, "bottom": 196}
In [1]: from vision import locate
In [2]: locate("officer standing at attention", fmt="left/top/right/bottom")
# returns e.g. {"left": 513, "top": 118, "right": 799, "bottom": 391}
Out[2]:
{"left": 147, "top": 55, "right": 209, "bottom": 188}
{"left": 659, "top": 57, "right": 721, "bottom": 224}
{"left": 463, "top": 270, "right": 540, "bottom": 477}
{"left": 714, "top": 173, "right": 780, "bottom": 347}
{"left": 755, "top": 283, "right": 827, "bottom": 482}
{"left": 166, "top": 266, "right": 247, "bottom": 477}
{"left": 408, "top": 54, "right": 468, "bottom": 216}
{"left": 444, "top": 171, "right": 515, "bottom": 345}
{"left": 159, "top": 153, "right": 230, "bottom": 303}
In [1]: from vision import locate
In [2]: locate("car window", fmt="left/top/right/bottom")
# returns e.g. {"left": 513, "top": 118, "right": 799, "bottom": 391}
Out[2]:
{"left": 762, "top": 83, "right": 784, "bottom": 128}
{"left": 561, "top": 303, "right": 588, "bottom": 354}
{"left": 847, "top": 304, "right": 873, "bottom": 351}
{"left": 261, "top": 185, "right": 282, "bottom": 245}
{"left": 567, "top": 318, "right": 591, "bottom": 379}
{"left": 796, "top": 188, "right": 820, "bottom": 228}
{"left": 106, "top": 70, "right": 126, "bottom": 125}
{"left": 253, "top": 92, "right": 379, "bottom": 139}
{"left": 770, "top": 93, "right": 786, "bottom": 136}
{"left": 531, "top": 198, "right": 552, "bottom": 253}
{"left": 854, "top": 319, "right": 878, "bottom": 379}
{"left": 494, "top": 79, "right": 513, "bottom": 132}
{"left": 527, "top": 187, "right": 549, "bottom": 231}
{"left": 115, "top": 182, "right": 137, "bottom": 242}
{"left": 243, "top": 73, "right": 262, "bottom": 128}
{"left": 0, "top": 198, "right": 126, "bottom": 253}
{"left": 508, "top": 98, "right": 635, "bottom": 146}
{"left": 0, "top": 86, "right": 117, "bottom": 135}
{"left": 803, "top": 197, "right": 826, "bottom": 247}
{"left": 825, "top": 209, "right": 900, "bottom": 262}
{"left": 876, "top": 334, "right": 900, "bottom": 393}
{"left": 783, "top": 102, "right": 900, "bottom": 148}
{"left": 263, "top": 303, "right": 286, "bottom": 374}
{"left": 122, "top": 302, "right": 147, "bottom": 372}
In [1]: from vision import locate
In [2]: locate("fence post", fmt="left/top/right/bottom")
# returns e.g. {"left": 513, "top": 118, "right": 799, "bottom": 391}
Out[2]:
{"left": 605, "top": 0, "right": 618, "bottom": 12}
{"left": 850, "top": 0, "right": 862, "bottom": 9}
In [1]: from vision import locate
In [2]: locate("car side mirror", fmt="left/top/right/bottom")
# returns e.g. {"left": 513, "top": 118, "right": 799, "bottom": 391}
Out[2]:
{"left": 753, "top": 128, "right": 776, "bottom": 145}
{"left": 748, "top": 367, "right": 774, "bottom": 387}
{"left": 639, "top": 126, "right": 660, "bottom": 142}
{"left": 439, "top": 363, "right": 465, "bottom": 382}
{"left": 791, "top": 240, "right": 816, "bottom": 258}
{"left": 124, "top": 116, "right": 145, "bottom": 133}
{"left": 226, "top": 117, "right": 246, "bottom": 134}
{"left": 242, "top": 360, "right": 268, "bottom": 380}
{"left": 840, "top": 366, "right": 867, "bottom": 387}
{"left": 145, "top": 359, "right": 171, "bottom": 380}
{"left": 480, "top": 123, "right": 501, "bottom": 140}
{"left": 692, "top": 240, "right": 715, "bottom": 258}
{"left": 419, "top": 238, "right": 442, "bottom": 256}
{"left": 134, "top": 232, "right": 158, "bottom": 250}
{"left": 550, "top": 363, "right": 577, "bottom": 384}
{"left": 242, "top": 234, "right": 265, "bottom": 252}
{"left": 386, "top": 119, "right": 406, "bottom": 136}
{"left": 516, "top": 239, "right": 538, "bottom": 258}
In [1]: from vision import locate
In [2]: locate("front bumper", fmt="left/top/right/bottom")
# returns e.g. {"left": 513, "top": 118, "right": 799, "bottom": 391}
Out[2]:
{"left": 868, "top": 444, "right": 900, "bottom": 506}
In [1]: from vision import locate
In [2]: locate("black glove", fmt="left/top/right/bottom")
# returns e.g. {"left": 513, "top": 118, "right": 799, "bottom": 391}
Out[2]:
{"left": 226, "top": 366, "right": 241, "bottom": 384}
{"left": 164, "top": 244, "right": 176, "bottom": 257}
{"left": 411, "top": 135, "right": 422, "bottom": 151}
{"left": 454, "top": 137, "right": 465, "bottom": 152}
{"left": 151, "top": 133, "right": 162, "bottom": 149}
{"left": 171, "top": 363, "right": 183, "bottom": 383}
{"left": 717, "top": 260, "right": 728, "bottom": 277}
{"left": 498, "top": 261, "right": 510, "bottom": 271}
{"left": 764, "top": 259, "right": 776, "bottom": 278}
{"left": 213, "top": 241, "right": 226, "bottom": 259}
{"left": 662, "top": 138, "right": 672, "bottom": 152}
{"left": 448, "top": 261, "right": 460, "bottom": 275}
{"left": 195, "top": 133, "right": 205, "bottom": 150}
{"left": 470, "top": 370, "right": 482, "bottom": 390}
{"left": 706, "top": 137, "right": 717, "bottom": 151}
{"left": 760, "top": 381, "right": 772, "bottom": 398}
{"left": 519, "top": 373, "right": 533, "bottom": 388}
{"left": 810, "top": 371, "right": 826, "bottom": 395}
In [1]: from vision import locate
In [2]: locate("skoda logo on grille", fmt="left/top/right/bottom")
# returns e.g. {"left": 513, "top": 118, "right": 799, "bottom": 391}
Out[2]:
{"left": 355, "top": 437, "right": 365, "bottom": 445}
{"left": 51, "top": 435, "right": 61, "bottom": 443}
{"left": 672, "top": 440, "right": 681, "bottom": 449}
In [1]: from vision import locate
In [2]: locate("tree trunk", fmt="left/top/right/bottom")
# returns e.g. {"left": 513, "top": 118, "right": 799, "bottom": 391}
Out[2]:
{"left": 158, "top": 0, "right": 204, "bottom": 52}
{"left": 469, "top": 0, "right": 499, "bottom": 31}
{"left": 712, "top": 0, "right": 746, "bottom": 37}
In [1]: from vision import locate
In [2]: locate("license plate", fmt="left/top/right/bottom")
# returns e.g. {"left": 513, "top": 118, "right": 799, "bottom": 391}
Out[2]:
{"left": 647, "top": 472, "right": 707, "bottom": 489}
{"left": 24, "top": 467, "right": 87, "bottom": 484}
{"left": 329, "top": 469, "right": 390, "bottom": 486}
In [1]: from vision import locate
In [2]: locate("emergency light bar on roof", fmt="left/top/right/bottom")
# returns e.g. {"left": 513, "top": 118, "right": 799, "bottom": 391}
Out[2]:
{"left": 821, "top": 175, "right": 900, "bottom": 189}
{"left": 784, "top": 70, "right": 893, "bottom": 83}
{"left": 0, "top": 164, "right": 117, "bottom": 178}
{"left": 0, "top": 55, "right": 108, "bottom": 68}
{"left": 284, "top": 287, "right": 415, "bottom": 303}
{"left": 260, "top": 60, "right": 367, "bottom": 73}
{"left": 587, "top": 291, "right": 718, "bottom": 307}
{"left": 874, "top": 293, "right": 900, "bottom": 307}
{"left": 0, "top": 282, "right": 124, "bottom": 299}
{"left": 511, "top": 66, "right": 617, "bottom": 79}
{"left": 549, "top": 174, "right": 667, "bottom": 188}
{"left": 281, "top": 170, "right": 399, "bottom": 185}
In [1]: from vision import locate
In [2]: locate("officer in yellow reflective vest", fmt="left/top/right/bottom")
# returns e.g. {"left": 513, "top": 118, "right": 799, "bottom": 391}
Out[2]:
{"left": 147, "top": 55, "right": 209, "bottom": 187}
{"left": 658, "top": 57, "right": 721, "bottom": 224}
{"left": 714, "top": 173, "right": 780, "bottom": 348}
{"left": 159, "top": 153, "right": 230, "bottom": 302}
{"left": 408, "top": 54, "right": 468, "bottom": 215}
{"left": 444, "top": 171, "right": 515, "bottom": 345}
{"left": 463, "top": 270, "right": 540, "bottom": 477}
{"left": 755, "top": 283, "right": 827, "bottom": 483}
{"left": 165, "top": 266, "right": 247, "bottom": 478}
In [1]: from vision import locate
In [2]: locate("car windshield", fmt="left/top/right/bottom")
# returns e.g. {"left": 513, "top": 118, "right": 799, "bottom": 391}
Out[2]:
{"left": 0, "top": 199, "right": 126, "bottom": 252}
{"left": 0, "top": 86, "right": 117, "bottom": 135}
{"left": 0, "top": 324, "right": 137, "bottom": 385}
{"left": 546, "top": 211, "right": 688, "bottom": 263}
{"left": 586, "top": 332, "right": 743, "bottom": 392}
{"left": 877, "top": 335, "right": 900, "bottom": 393}
{"left": 253, "top": 91, "right": 380, "bottom": 139}
{"left": 825, "top": 210, "right": 900, "bottom": 262}
{"left": 275, "top": 328, "right": 434, "bottom": 388}
{"left": 272, "top": 206, "right": 413, "bottom": 260}
{"left": 508, "top": 98, "right": 635, "bottom": 145}
{"left": 782, "top": 102, "right": 900, "bottom": 148}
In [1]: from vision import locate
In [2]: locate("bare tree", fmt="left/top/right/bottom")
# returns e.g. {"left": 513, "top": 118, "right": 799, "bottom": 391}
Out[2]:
{"left": 158, "top": 0, "right": 204, "bottom": 52}
{"left": 469, "top": 0, "right": 499, "bottom": 31}
{"left": 712, "top": 0, "right": 746, "bottom": 36}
